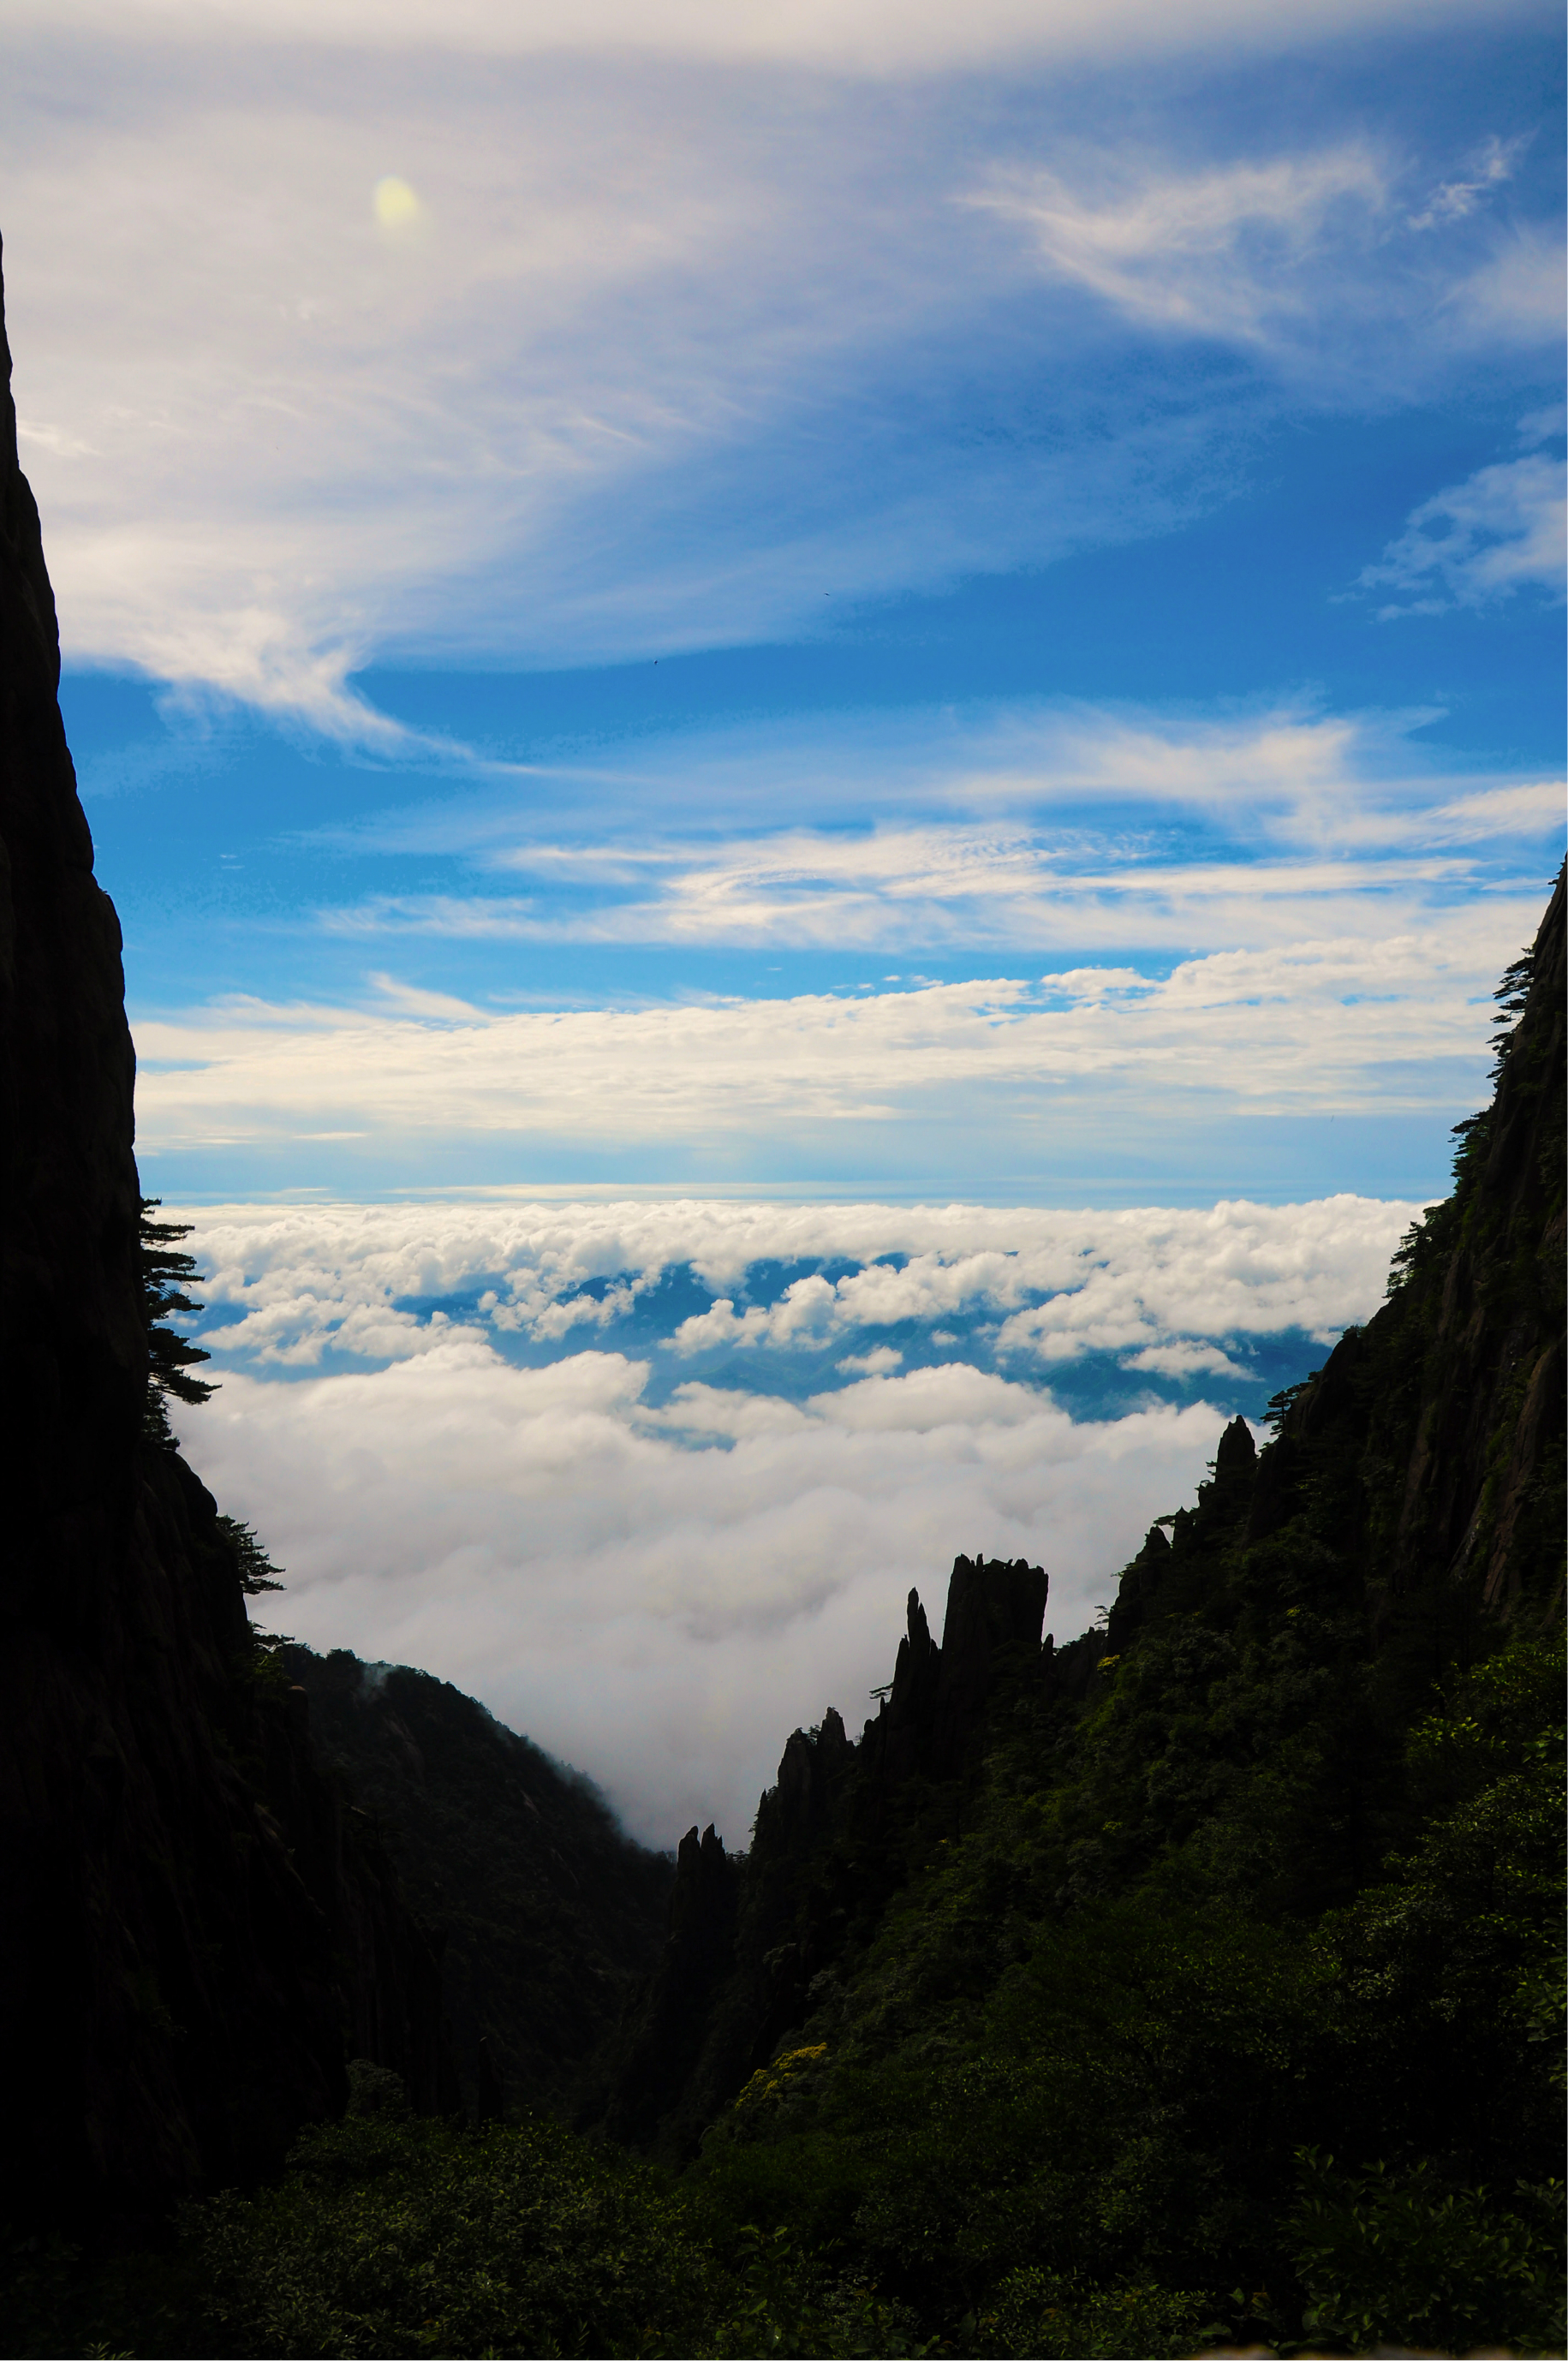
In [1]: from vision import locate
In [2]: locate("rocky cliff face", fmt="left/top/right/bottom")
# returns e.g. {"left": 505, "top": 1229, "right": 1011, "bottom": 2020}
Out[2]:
{"left": 1232, "top": 867, "right": 1565, "bottom": 1638}
{"left": 0, "top": 241, "right": 449, "bottom": 2235}
{"left": 1377, "top": 865, "right": 1564, "bottom": 1613}
{"left": 605, "top": 1549, "right": 1051, "bottom": 2154}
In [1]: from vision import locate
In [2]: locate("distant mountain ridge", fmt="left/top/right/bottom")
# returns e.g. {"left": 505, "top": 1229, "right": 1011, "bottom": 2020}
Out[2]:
{"left": 279, "top": 1645, "right": 673, "bottom": 2120}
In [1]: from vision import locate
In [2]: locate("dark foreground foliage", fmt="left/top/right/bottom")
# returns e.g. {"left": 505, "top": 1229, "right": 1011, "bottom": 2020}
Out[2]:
{"left": 1, "top": 2091, "right": 921, "bottom": 2359}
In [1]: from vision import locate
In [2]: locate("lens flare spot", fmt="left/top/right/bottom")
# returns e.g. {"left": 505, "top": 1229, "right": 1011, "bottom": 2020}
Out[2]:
{"left": 373, "top": 176, "right": 422, "bottom": 231}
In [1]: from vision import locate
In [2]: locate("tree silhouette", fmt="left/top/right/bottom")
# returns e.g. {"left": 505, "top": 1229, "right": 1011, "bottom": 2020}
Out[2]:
{"left": 217, "top": 1514, "right": 283, "bottom": 1595}
{"left": 140, "top": 1196, "right": 216, "bottom": 1445}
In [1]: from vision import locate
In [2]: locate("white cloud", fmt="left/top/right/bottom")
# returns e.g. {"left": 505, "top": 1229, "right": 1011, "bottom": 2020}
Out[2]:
{"left": 2, "top": 0, "right": 1532, "bottom": 73}
{"left": 154, "top": 1184, "right": 1419, "bottom": 1837}
{"left": 1416, "top": 781, "right": 1565, "bottom": 844}
{"left": 1448, "top": 228, "right": 1567, "bottom": 346}
{"left": 172, "top": 1333, "right": 1227, "bottom": 1841}
{"left": 129, "top": 895, "right": 1538, "bottom": 1174}
{"left": 1357, "top": 451, "right": 1566, "bottom": 617}
{"left": 807, "top": 1362, "right": 1063, "bottom": 1430}
{"left": 645, "top": 1383, "right": 814, "bottom": 1441}
{"left": 179, "top": 1191, "right": 1411, "bottom": 1376}
{"left": 968, "top": 134, "right": 1564, "bottom": 391}
{"left": 2, "top": 18, "right": 1553, "bottom": 723}
{"left": 2, "top": 46, "right": 1261, "bottom": 728}
{"left": 0, "top": 48, "right": 967, "bottom": 723}
{"left": 670, "top": 1278, "right": 842, "bottom": 1354}
{"left": 1119, "top": 1340, "right": 1250, "bottom": 1379}
{"left": 1408, "top": 134, "right": 1524, "bottom": 232}
{"left": 969, "top": 147, "right": 1386, "bottom": 343}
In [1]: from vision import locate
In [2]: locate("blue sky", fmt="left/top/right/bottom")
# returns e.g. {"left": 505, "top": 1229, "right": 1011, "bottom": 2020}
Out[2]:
{"left": 0, "top": 0, "right": 1559, "bottom": 1206}
{"left": 2, "top": 0, "right": 1561, "bottom": 1832}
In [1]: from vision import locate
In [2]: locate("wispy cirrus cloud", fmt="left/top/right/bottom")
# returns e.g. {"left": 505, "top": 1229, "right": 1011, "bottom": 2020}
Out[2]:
{"left": 967, "top": 147, "right": 1388, "bottom": 343}
{"left": 968, "top": 127, "right": 1561, "bottom": 391}
{"left": 1412, "top": 781, "right": 1565, "bottom": 840}
{"left": 295, "top": 699, "right": 1562, "bottom": 956}
{"left": 1447, "top": 225, "right": 1567, "bottom": 345}
{"left": 1408, "top": 133, "right": 1528, "bottom": 231}
{"left": 316, "top": 843, "right": 1520, "bottom": 953}
{"left": 1355, "top": 445, "right": 1566, "bottom": 617}
{"left": 307, "top": 703, "right": 1401, "bottom": 857}
{"left": 3, "top": 0, "right": 1556, "bottom": 729}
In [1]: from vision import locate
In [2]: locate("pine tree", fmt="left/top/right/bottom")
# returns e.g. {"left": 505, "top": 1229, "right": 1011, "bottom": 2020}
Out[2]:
{"left": 140, "top": 1196, "right": 216, "bottom": 1446}
{"left": 217, "top": 1515, "right": 284, "bottom": 1595}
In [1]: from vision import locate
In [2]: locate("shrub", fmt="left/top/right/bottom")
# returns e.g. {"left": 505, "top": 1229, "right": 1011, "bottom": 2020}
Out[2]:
{"left": 185, "top": 2111, "right": 721, "bottom": 2358}
{"left": 1288, "top": 2148, "right": 1566, "bottom": 2358}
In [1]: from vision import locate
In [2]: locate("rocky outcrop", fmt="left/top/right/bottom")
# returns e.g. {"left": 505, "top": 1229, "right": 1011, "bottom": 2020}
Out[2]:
{"left": 859, "top": 1555, "right": 1048, "bottom": 1787}
{"left": 752, "top": 1707, "right": 852, "bottom": 1859}
{"left": 931, "top": 1553, "right": 1049, "bottom": 1774}
{"left": 867, "top": 1587, "right": 941, "bottom": 1786}
{"left": 605, "top": 1552, "right": 1049, "bottom": 2155}
{"left": 0, "top": 240, "right": 450, "bottom": 2234}
{"left": 604, "top": 1822, "right": 739, "bottom": 2146}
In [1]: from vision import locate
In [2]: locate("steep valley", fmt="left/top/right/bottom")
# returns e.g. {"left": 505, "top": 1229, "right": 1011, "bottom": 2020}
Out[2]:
{"left": 1, "top": 222, "right": 1563, "bottom": 2357}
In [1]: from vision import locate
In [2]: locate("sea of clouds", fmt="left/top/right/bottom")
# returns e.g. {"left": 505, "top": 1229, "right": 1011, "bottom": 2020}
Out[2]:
{"left": 170, "top": 1192, "right": 1413, "bottom": 1845}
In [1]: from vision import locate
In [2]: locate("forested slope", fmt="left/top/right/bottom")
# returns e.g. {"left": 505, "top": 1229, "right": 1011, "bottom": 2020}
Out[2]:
{"left": 599, "top": 864, "right": 1565, "bottom": 2353}
{"left": 280, "top": 1645, "right": 674, "bottom": 2120}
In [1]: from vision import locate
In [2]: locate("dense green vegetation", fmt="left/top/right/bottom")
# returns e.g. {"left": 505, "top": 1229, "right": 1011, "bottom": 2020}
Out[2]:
{"left": 679, "top": 1623, "right": 1563, "bottom": 2355}
{"left": 8, "top": 879, "right": 1559, "bottom": 2358}
{"left": 3, "top": 2076, "right": 921, "bottom": 2359}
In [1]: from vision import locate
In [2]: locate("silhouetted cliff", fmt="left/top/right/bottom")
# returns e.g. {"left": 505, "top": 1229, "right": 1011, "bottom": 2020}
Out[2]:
{"left": 605, "top": 1549, "right": 1052, "bottom": 2154}
{"left": 0, "top": 240, "right": 450, "bottom": 2234}
{"left": 280, "top": 1646, "right": 674, "bottom": 2120}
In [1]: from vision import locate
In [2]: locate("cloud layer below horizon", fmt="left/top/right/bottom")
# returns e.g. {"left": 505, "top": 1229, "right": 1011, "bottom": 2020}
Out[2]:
{"left": 170, "top": 1191, "right": 1411, "bottom": 1841}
